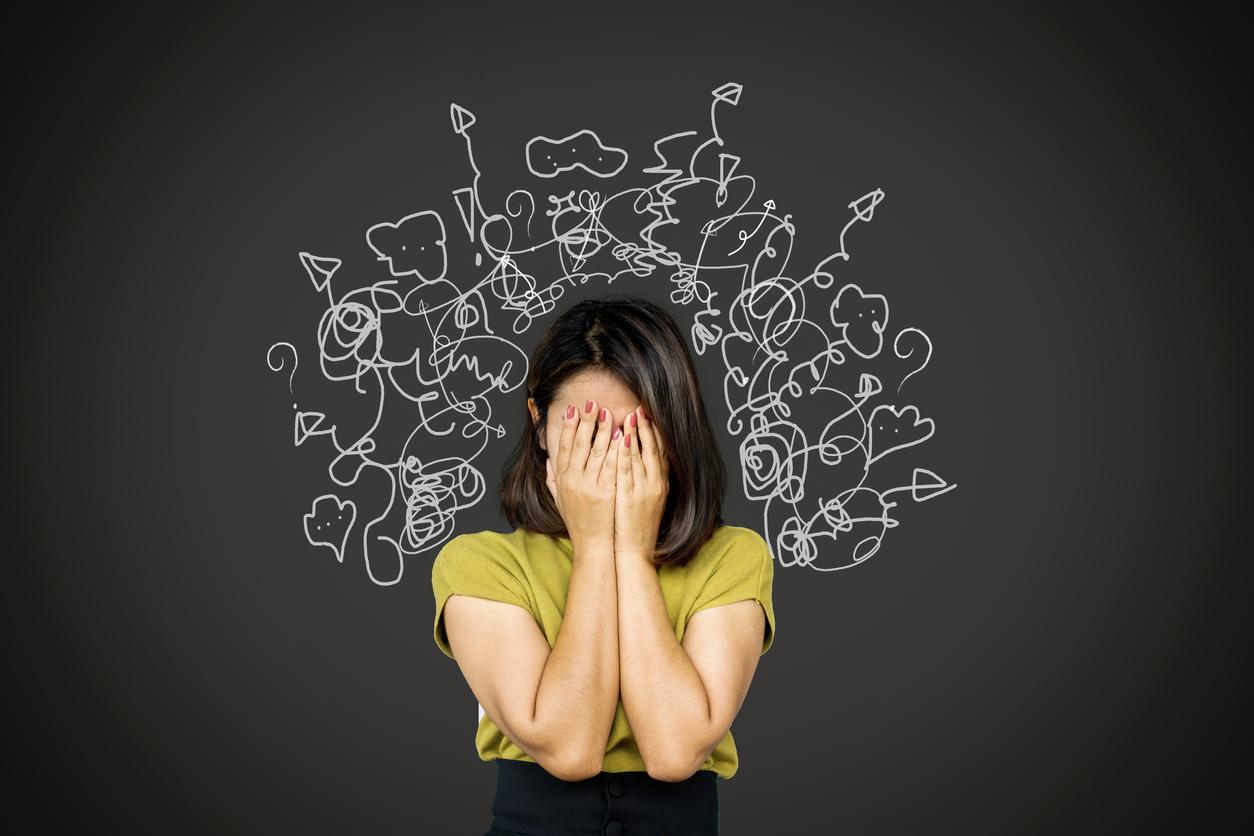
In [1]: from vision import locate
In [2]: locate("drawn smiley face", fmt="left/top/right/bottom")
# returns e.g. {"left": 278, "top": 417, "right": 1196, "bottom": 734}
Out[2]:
{"left": 366, "top": 210, "right": 448, "bottom": 282}
{"left": 303, "top": 494, "right": 356, "bottom": 564}
{"left": 525, "top": 129, "right": 628, "bottom": 179}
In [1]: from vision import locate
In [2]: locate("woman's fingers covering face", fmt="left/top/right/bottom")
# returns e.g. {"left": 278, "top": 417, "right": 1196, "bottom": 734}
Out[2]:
{"left": 635, "top": 406, "right": 666, "bottom": 481}
{"left": 617, "top": 419, "right": 636, "bottom": 492}
{"left": 571, "top": 398, "right": 601, "bottom": 472}
{"left": 555, "top": 403, "right": 576, "bottom": 475}
{"left": 627, "top": 409, "right": 645, "bottom": 485}
{"left": 590, "top": 405, "right": 614, "bottom": 475}
{"left": 632, "top": 408, "right": 651, "bottom": 477}
{"left": 602, "top": 423, "right": 622, "bottom": 486}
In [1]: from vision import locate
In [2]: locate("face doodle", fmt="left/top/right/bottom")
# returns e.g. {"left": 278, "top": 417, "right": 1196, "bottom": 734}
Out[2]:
{"left": 525, "top": 129, "right": 629, "bottom": 179}
{"left": 366, "top": 210, "right": 448, "bottom": 282}
{"left": 303, "top": 494, "right": 357, "bottom": 564}
{"left": 829, "top": 284, "right": 889, "bottom": 359}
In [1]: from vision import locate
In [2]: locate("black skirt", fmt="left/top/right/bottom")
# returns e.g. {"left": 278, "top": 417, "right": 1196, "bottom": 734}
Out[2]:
{"left": 482, "top": 757, "right": 720, "bottom": 836}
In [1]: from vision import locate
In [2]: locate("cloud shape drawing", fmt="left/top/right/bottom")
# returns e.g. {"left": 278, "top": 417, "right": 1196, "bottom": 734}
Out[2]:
{"left": 526, "top": 129, "right": 628, "bottom": 179}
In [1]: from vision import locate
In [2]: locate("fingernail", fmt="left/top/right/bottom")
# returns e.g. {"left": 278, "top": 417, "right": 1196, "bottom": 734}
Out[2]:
{"left": 566, "top": 404, "right": 575, "bottom": 419}
{"left": 599, "top": 408, "right": 607, "bottom": 422}
{"left": 585, "top": 399, "right": 593, "bottom": 414}
{"left": 612, "top": 427, "right": 622, "bottom": 440}
{"left": 630, "top": 413, "right": 637, "bottom": 427}
{"left": 623, "top": 432, "right": 631, "bottom": 448}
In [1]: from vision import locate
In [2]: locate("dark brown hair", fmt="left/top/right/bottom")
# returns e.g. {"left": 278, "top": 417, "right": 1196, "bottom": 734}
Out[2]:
{"left": 500, "top": 294, "right": 726, "bottom": 567}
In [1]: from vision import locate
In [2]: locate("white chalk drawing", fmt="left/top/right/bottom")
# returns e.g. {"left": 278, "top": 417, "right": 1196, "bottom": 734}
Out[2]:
{"left": 266, "top": 81, "right": 956, "bottom": 585}
{"left": 304, "top": 494, "right": 358, "bottom": 564}
{"left": 526, "top": 129, "right": 629, "bottom": 179}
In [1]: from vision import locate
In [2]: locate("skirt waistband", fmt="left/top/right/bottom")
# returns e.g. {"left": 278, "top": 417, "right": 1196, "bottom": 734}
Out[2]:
{"left": 485, "top": 758, "right": 719, "bottom": 836}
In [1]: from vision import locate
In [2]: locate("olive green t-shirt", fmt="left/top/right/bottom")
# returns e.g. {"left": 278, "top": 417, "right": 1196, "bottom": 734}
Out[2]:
{"left": 431, "top": 524, "right": 777, "bottom": 780}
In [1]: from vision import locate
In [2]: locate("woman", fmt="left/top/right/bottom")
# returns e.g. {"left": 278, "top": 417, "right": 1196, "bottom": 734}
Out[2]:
{"left": 431, "top": 295, "right": 777, "bottom": 836}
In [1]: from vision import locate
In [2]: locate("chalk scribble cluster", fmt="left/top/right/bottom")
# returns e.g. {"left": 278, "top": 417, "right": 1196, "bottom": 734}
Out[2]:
{"left": 267, "top": 82, "right": 956, "bottom": 586}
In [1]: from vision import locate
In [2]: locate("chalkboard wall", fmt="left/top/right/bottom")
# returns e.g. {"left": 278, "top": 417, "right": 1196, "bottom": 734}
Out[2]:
{"left": 11, "top": 1, "right": 1250, "bottom": 834}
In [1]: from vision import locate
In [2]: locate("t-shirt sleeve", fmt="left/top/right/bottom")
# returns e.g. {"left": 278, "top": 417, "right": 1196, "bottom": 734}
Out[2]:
{"left": 688, "top": 529, "right": 777, "bottom": 655}
{"left": 431, "top": 533, "right": 532, "bottom": 660}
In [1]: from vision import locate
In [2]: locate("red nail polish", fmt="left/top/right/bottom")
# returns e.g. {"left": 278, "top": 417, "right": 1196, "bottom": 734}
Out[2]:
{"left": 566, "top": 404, "right": 575, "bottom": 419}
{"left": 585, "top": 399, "right": 593, "bottom": 413}
{"left": 623, "top": 432, "right": 631, "bottom": 448}
{"left": 612, "top": 427, "right": 622, "bottom": 440}
{"left": 599, "top": 408, "right": 607, "bottom": 421}
{"left": 629, "top": 413, "right": 636, "bottom": 428}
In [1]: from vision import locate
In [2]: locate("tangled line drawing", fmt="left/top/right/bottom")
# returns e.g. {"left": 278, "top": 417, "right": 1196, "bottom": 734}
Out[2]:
{"left": 266, "top": 81, "right": 957, "bottom": 586}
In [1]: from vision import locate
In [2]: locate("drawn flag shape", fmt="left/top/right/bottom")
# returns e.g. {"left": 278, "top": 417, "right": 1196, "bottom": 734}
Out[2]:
{"left": 294, "top": 410, "right": 328, "bottom": 446}
{"left": 299, "top": 252, "right": 341, "bottom": 293}
{"left": 909, "top": 467, "right": 957, "bottom": 502}
{"left": 449, "top": 103, "right": 476, "bottom": 136}
{"left": 858, "top": 373, "right": 882, "bottom": 400}
{"left": 712, "top": 82, "right": 743, "bottom": 106}
{"left": 849, "top": 188, "right": 886, "bottom": 223}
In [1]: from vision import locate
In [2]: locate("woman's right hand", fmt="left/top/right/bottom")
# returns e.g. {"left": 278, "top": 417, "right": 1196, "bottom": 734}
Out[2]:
{"left": 546, "top": 399, "right": 621, "bottom": 550}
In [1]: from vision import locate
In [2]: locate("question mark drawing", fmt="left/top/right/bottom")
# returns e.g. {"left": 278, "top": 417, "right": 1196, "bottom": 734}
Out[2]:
{"left": 266, "top": 341, "right": 299, "bottom": 409}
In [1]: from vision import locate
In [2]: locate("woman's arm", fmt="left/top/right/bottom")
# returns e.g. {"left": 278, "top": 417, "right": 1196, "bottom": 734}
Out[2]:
{"left": 534, "top": 537, "right": 619, "bottom": 775}
{"left": 446, "top": 399, "right": 623, "bottom": 781}
{"left": 615, "top": 554, "right": 764, "bottom": 781}
{"left": 538, "top": 399, "right": 623, "bottom": 776}
{"left": 613, "top": 406, "right": 765, "bottom": 782}
{"left": 444, "top": 572, "right": 614, "bottom": 782}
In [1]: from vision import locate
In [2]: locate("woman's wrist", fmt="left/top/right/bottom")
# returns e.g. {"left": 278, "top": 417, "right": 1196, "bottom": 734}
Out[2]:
{"left": 569, "top": 533, "right": 616, "bottom": 560}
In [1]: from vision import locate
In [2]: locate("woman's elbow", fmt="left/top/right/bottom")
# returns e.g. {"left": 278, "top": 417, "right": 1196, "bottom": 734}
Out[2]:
{"left": 541, "top": 747, "right": 604, "bottom": 782}
{"left": 644, "top": 750, "right": 701, "bottom": 783}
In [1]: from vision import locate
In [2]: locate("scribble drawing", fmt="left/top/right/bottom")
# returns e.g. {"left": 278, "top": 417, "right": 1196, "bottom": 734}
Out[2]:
{"left": 267, "top": 81, "right": 956, "bottom": 585}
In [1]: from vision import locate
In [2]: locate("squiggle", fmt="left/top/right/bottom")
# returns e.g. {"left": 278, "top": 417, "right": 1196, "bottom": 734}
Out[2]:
{"left": 266, "top": 81, "right": 956, "bottom": 584}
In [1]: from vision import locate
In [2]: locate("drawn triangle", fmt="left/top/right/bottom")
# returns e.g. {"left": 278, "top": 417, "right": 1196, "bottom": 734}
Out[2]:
{"left": 452, "top": 187, "right": 476, "bottom": 241}
{"left": 449, "top": 103, "right": 477, "bottom": 135}
{"left": 911, "top": 467, "right": 957, "bottom": 501}
{"left": 711, "top": 82, "right": 743, "bottom": 106}
{"left": 858, "top": 373, "right": 882, "bottom": 400}
{"left": 294, "top": 411, "right": 326, "bottom": 446}
{"left": 299, "top": 252, "right": 341, "bottom": 293}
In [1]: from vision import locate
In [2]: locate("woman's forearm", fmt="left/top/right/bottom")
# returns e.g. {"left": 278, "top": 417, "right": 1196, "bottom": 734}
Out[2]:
{"left": 532, "top": 537, "right": 620, "bottom": 777}
{"left": 615, "top": 550, "right": 712, "bottom": 780}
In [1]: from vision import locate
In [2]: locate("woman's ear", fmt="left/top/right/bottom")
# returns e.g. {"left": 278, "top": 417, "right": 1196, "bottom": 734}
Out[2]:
{"left": 528, "top": 398, "right": 546, "bottom": 451}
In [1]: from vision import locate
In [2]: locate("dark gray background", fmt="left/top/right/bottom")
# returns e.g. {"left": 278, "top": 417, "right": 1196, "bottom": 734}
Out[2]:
{"left": 10, "top": 1, "right": 1250, "bottom": 833}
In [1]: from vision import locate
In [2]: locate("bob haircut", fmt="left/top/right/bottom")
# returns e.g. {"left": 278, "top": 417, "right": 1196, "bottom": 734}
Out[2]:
{"left": 500, "top": 294, "right": 726, "bottom": 568}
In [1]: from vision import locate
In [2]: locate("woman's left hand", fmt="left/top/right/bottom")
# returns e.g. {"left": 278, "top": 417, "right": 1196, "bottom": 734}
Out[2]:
{"left": 614, "top": 405, "right": 669, "bottom": 562}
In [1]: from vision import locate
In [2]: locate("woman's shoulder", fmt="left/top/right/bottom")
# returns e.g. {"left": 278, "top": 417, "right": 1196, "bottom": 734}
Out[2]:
{"left": 435, "top": 528, "right": 523, "bottom": 569}
{"left": 708, "top": 523, "right": 770, "bottom": 549}
{"left": 687, "top": 524, "right": 772, "bottom": 571}
{"left": 436, "top": 527, "right": 566, "bottom": 568}
{"left": 712, "top": 523, "right": 771, "bottom": 553}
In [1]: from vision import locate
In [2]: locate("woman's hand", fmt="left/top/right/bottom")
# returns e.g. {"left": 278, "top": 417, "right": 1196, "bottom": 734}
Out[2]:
{"left": 545, "top": 399, "right": 622, "bottom": 552}
{"left": 614, "top": 405, "right": 669, "bottom": 562}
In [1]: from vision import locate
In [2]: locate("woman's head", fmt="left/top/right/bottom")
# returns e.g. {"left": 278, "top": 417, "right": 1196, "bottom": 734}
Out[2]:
{"left": 500, "top": 294, "right": 726, "bottom": 567}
